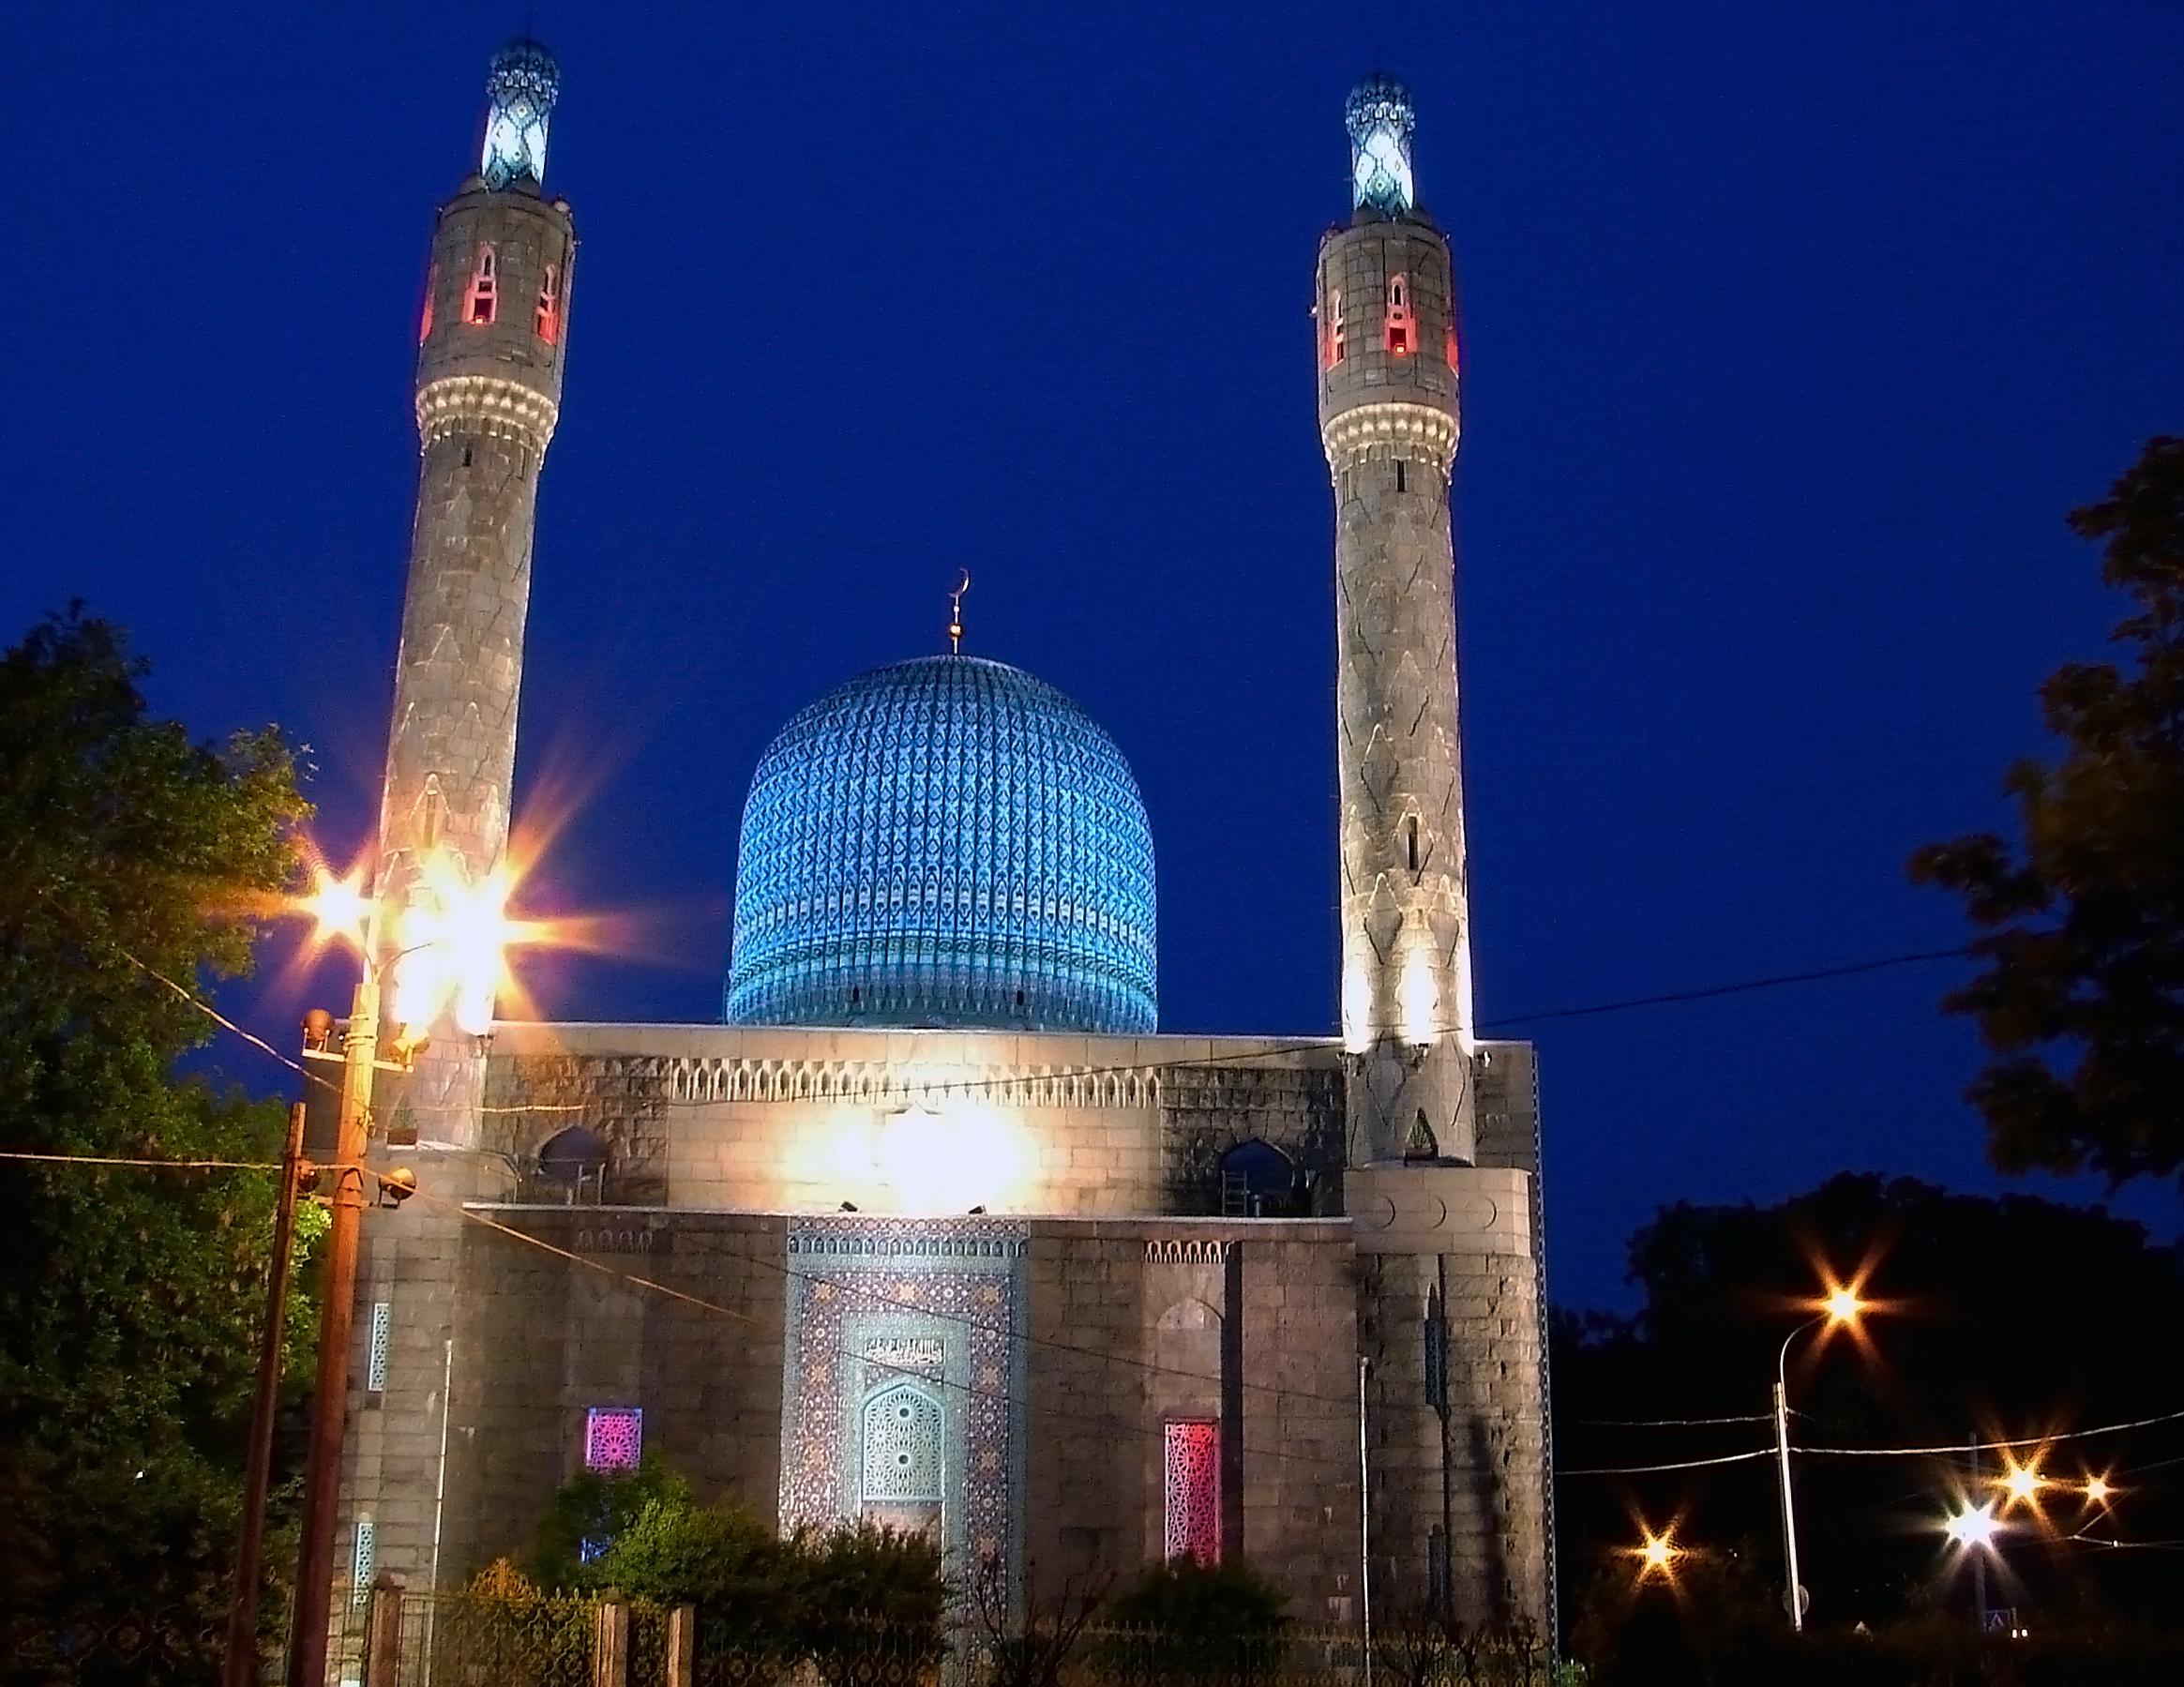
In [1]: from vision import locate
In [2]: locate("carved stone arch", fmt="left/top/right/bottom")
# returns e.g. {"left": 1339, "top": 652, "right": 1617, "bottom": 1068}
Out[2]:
{"left": 1156, "top": 1296, "right": 1221, "bottom": 1333}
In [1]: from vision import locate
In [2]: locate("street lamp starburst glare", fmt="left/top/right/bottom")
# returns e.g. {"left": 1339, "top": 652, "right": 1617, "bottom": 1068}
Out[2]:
{"left": 1946, "top": 1502, "right": 2000, "bottom": 1550}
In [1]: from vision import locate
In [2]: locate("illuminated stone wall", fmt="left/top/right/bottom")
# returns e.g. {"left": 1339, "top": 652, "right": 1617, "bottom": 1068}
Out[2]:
{"left": 482, "top": 1024, "right": 1345, "bottom": 1217}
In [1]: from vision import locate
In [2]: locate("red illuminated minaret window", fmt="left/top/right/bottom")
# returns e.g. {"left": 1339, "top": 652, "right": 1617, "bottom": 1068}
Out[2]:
{"left": 419, "top": 262, "right": 437, "bottom": 344}
{"left": 1325, "top": 287, "right": 1347, "bottom": 368}
{"left": 465, "top": 245, "right": 498, "bottom": 325}
{"left": 1384, "top": 273, "right": 1413, "bottom": 355}
{"left": 1446, "top": 323, "right": 1459, "bottom": 373}
{"left": 535, "top": 263, "right": 562, "bottom": 344}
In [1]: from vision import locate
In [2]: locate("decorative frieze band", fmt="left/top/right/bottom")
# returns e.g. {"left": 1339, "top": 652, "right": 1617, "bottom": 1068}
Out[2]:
{"left": 1318, "top": 400, "right": 1460, "bottom": 475}
{"left": 1145, "top": 1238, "right": 1233, "bottom": 1265}
{"left": 415, "top": 374, "right": 561, "bottom": 451}
{"left": 660, "top": 1056, "right": 1166, "bottom": 1112}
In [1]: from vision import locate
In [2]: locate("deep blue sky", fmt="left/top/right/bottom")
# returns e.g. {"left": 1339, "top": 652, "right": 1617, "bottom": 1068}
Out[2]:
{"left": 8, "top": 4, "right": 2180, "bottom": 1306}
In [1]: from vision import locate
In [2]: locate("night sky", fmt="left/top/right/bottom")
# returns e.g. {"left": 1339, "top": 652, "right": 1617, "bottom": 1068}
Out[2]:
{"left": 8, "top": 4, "right": 2181, "bottom": 1306}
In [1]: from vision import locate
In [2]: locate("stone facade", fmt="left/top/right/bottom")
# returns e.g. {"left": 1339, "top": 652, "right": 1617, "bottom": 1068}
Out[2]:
{"left": 337, "top": 1030, "right": 1547, "bottom": 1637}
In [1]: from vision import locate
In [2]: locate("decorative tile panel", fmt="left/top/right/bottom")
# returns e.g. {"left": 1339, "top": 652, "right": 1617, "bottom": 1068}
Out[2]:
{"left": 585, "top": 1406, "right": 642, "bottom": 1471}
{"left": 366, "top": 1301, "right": 392, "bottom": 1396}
{"left": 1164, "top": 1421, "right": 1221, "bottom": 1563}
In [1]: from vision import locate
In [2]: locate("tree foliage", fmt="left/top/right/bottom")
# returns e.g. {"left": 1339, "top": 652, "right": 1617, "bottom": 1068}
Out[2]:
{"left": 1910, "top": 437, "right": 2184, "bottom": 1184}
{"left": 1553, "top": 1174, "right": 2184, "bottom": 1639}
{"left": 0, "top": 610, "right": 310, "bottom": 1666}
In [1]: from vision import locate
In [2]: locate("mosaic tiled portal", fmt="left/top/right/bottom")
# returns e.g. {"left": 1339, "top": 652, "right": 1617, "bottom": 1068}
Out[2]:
{"left": 780, "top": 1218, "right": 1028, "bottom": 1593}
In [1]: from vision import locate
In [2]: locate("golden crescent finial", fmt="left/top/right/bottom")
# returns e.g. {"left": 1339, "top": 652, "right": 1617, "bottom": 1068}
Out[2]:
{"left": 947, "top": 569, "right": 971, "bottom": 655}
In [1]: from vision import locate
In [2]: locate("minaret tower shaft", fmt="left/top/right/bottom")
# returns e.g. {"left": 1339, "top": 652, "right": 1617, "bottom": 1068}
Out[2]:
{"left": 1318, "top": 77, "right": 1475, "bottom": 1168}
{"left": 377, "top": 39, "right": 574, "bottom": 1143}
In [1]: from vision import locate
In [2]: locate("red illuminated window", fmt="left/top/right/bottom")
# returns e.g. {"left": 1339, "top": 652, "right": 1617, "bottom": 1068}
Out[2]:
{"left": 535, "top": 263, "right": 562, "bottom": 345}
{"left": 1446, "top": 324, "right": 1459, "bottom": 374}
{"left": 1164, "top": 1420, "right": 1220, "bottom": 1563}
{"left": 585, "top": 1406, "right": 641, "bottom": 1470}
{"left": 418, "top": 262, "right": 437, "bottom": 344}
{"left": 465, "top": 245, "right": 498, "bottom": 326}
{"left": 1384, "top": 274, "right": 1413, "bottom": 355}
{"left": 1325, "top": 288, "right": 1347, "bottom": 368}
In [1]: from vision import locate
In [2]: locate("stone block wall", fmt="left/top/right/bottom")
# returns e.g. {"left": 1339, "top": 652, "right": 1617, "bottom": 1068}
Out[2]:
{"left": 435, "top": 1207, "right": 790, "bottom": 1580}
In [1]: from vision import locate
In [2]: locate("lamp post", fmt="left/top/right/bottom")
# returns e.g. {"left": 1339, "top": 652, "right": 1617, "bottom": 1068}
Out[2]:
{"left": 285, "top": 921, "right": 435, "bottom": 1687}
{"left": 1773, "top": 1288, "right": 1865, "bottom": 1634}
{"left": 285, "top": 957, "right": 382, "bottom": 1687}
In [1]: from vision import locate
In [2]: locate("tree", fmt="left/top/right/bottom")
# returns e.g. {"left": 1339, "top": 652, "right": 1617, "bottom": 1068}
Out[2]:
{"left": 1553, "top": 1174, "right": 2184, "bottom": 1636}
{"left": 524, "top": 1454, "right": 693, "bottom": 1590}
{"left": 967, "top": 1553, "right": 1111, "bottom": 1687}
{"left": 0, "top": 610, "right": 309, "bottom": 1676}
{"left": 1910, "top": 437, "right": 2184, "bottom": 1184}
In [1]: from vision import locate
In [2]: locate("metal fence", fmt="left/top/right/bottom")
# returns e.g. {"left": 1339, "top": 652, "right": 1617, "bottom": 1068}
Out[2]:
{"left": 353, "top": 1587, "right": 1554, "bottom": 1687}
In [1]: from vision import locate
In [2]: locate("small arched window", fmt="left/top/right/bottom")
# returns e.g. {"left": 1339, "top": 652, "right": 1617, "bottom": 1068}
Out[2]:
{"left": 418, "top": 262, "right": 437, "bottom": 344}
{"left": 1326, "top": 287, "right": 1347, "bottom": 368}
{"left": 1384, "top": 273, "right": 1413, "bottom": 355}
{"left": 465, "top": 245, "right": 498, "bottom": 325}
{"left": 1406, "top": 816, "right": 1420, "bottom": 873}
{"left": 535, "top": 262, "right": 562, "bottom": 344}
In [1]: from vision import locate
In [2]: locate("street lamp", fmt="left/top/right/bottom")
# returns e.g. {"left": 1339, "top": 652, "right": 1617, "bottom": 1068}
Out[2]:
{"left": 279, "top": 851, "right": 523, "bottom": 1687}
{"left": 1773, "top": 1282, "right": 1868, "bottom": 1634}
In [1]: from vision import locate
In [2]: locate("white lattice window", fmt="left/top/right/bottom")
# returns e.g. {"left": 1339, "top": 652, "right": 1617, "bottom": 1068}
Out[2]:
{"left": 366, "top": 1301, "right": 391, "bottom": 1396}
{"left": 1384, "top": 273, "right": 1413, "bottom": 355}
{"left": 1164, "top": 1420, "right": 1220, "bottom": 1563}
{"left": 466, "top": 245, "right": 498, "bottom": 325}
{"left": 351, "top": 1514, "right": 376, "bottom": 1605}
{"left": 861, "top": 1383, "right": 944, "bottom": 1501}
{"left": 1326, "top": 287, "right": 1347, "bottom": 367}
{"left": 585, "top": 1406, "right": 642, "bottom": 1471}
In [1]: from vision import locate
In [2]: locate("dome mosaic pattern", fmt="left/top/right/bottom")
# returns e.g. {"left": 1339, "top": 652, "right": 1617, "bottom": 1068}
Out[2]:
{"left": 725, "top": 655, "right": 1157, "bottom": 1034}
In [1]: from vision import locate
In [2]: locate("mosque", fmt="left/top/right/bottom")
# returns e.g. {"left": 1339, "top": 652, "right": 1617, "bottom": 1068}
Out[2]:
{"left": 336, "top": 40, "right": 1552, "bottom": 1647}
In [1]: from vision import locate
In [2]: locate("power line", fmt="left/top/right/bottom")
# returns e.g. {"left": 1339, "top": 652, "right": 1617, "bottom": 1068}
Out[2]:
{"left": 1574, "top": 1412, "right": 1778, "bottom": 1429}
{"left": 1794, "top": 1409, "right": 2184, "bottom": 1458}
{"left": 1557, "top": 1449, "right": 1774, "bottom": 1476}
{"left": 1477, "top": 946, "right": 1969, "bottom": 1032}
{"left": 0, "top": 1150, "right": 282, "bottom": 1172}
{"left": 3, "top": 1137, "right": 1383, "bottom": 1469}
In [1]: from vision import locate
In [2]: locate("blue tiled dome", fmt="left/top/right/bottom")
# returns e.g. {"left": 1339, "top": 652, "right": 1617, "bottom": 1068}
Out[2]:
{"left": 725, "top": 655, "right": 1157, "bottom": 1034}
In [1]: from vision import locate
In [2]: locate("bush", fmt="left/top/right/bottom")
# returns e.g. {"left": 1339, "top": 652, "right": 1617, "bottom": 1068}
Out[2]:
{"left": 1101, "top": 1558, "right": 1289, "bottom": 1683}
{"left": 516, "top": 1466, "right": 950, "bottom": 1683}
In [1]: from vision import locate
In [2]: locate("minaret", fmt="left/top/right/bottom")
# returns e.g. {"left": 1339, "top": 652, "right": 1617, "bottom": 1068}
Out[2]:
{"left": 376, "top": 38, "right": 574, "bottom": 1143}
{"left": 1318, "top": 76, "right": 1475, "bottom": 1168}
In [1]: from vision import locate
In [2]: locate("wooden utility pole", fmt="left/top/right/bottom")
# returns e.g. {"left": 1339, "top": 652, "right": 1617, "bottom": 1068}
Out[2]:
{"left": 221, "top": 1101, "right": 308, "bottom": 1687}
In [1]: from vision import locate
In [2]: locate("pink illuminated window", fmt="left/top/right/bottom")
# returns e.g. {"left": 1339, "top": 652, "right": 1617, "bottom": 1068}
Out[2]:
{"left": 1325, "top": 288, "right": 1347, "bottom": 368}
{"left": 535, "top": 263, "right": 561, "bottom": 345}
{"left": 1164, "top": 1420, "right": 1220, "bottom": 1563}
{"left": 1384, "top": 274, "right": 1413, "bottom": 355}
{"left": 585, "top": 1406, "right": 641, "bottom": 1471}
{"left": 465, "top": 245, "right": 498, "bottom": 325}
{"left": 1445, "top": 324, "right": 1459, "bottom": 374}
{"left": 419, "top": 262, "right": 437, "bottom": 344}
